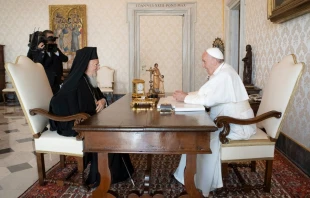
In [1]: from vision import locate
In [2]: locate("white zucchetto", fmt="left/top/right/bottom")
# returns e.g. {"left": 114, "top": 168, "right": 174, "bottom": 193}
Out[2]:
{"left": 206, "top": 48, "right": 224, "bottom": 59}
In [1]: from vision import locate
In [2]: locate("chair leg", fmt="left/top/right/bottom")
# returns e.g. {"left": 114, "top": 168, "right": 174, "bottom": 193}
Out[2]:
{"left": 264, "top": 160, "right": 273, "bottom": 192}
{"left": 111, "top": 93, "right": 114, "bottom": 102}
{"left": 60, "top": 155, "right": 66, "bottom": 168}
{"left": 251, "top": 161, "right": 256, "bottom": 172}
{"left": 36, "top": 153, "right": 46, "bottom": 186}
{"left": 2, "top": 93, "right": 5, "bottom": 104}
{"left": 222, "top": 163, "right": 229, "bottom": 178}
{"left": 76, "top": 157, "right": 84, "bottom": 186}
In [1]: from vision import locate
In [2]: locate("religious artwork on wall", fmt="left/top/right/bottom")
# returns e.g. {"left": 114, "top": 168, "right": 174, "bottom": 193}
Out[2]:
{"left": 212, "top": 37, "right": 224, "bottom": 55}
{"left": 49, "top": 5, "right": 87, "bottom": 69}
{"left": 267, "top": 0, "right": 310, "bottom": 23}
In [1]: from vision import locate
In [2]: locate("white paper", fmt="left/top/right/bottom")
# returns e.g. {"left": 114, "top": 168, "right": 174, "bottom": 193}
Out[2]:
{"left": 157, "top": 96, "right": 205, "bottom": 112}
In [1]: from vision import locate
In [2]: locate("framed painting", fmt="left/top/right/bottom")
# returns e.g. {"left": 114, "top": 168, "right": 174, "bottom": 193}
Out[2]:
{"left": 268, "top": 0, "right": 310, "bottom": 23}
{"left": 212, "top": 37, "right": 225, "bottom": 54}
{"left": 49, "top": 5, "right": 87, "bottom": 69}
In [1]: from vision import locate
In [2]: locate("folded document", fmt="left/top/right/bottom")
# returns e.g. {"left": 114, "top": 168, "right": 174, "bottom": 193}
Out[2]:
{"left": 157, "top": 96, "right": 205, "bottom": 112}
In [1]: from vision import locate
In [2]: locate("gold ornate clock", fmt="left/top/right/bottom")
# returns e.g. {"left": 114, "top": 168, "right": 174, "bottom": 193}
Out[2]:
{"left": 132, "top": 79, "right": 145, "bottom": 98}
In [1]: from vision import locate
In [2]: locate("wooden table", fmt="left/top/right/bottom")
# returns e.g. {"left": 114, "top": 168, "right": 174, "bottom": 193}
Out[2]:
{"left": 74, "top": 94, "right": 217, "bottom": 198}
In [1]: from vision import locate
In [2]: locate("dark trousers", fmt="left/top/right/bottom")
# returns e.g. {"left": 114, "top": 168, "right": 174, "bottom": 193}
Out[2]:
{"left": 51, "top": 83, "right": 60, "bottom": 95}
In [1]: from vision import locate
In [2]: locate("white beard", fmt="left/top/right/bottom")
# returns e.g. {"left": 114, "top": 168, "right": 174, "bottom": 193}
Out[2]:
{"left": 86, "top": 75, "right": 98, "bottom": 88}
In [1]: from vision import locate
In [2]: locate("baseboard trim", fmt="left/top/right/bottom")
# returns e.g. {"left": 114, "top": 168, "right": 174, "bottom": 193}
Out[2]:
{"left": 279, "top": 132, "right": 310, "bottom": 152}
{"left": 276, "top": 133, "right": 310, "bottom": 177}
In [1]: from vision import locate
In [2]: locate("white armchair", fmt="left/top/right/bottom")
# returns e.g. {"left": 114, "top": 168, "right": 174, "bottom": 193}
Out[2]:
{"left": 96, "top": 66, "right": 115, "bottom": 102}
{"left": 5, "top": 56, "right": 89, "bottom": 186}
{"left": 215, "top": 54, "right": 304, "bottom": 192}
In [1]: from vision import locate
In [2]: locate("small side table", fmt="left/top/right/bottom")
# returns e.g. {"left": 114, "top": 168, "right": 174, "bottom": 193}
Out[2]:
{"left": 249, "top": 99, "right": 260, "bottom": 116}
{"left": 245, "top": 86, "right": 261, "bottom": 95}
{"left": 245, "top": 86, "right": 261, "bottom": 116}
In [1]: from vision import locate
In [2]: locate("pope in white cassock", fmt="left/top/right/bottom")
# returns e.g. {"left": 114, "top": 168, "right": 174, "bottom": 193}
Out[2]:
{"left": 172, "top": 48, "right": 256, "bottom": 197}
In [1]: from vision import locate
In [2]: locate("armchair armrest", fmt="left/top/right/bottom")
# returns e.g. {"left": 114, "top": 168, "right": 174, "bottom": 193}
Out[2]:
{"left": 214, "top": 110, "right": 281, "bottom": 144}
{"left": 29, "top": 108, "right": 90, "bottom": 139}
{"left": 30, "top": 108, "right": 90, "bottom": 123}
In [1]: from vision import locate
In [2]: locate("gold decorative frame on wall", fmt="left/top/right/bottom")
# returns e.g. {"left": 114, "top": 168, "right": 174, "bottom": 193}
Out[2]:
{"left": 268, "top": 0, "right": 310, "bottom": 23}
{"left": 49, "top": 5, "right": 87, "bottom": 69}
{"left": 212, "top": 37, "right": 225, "bottom": 54}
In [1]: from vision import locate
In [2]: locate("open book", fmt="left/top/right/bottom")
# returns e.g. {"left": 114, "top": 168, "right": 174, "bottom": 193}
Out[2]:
{"left": 157, "top": 96, "right": 205, "bottom": 112}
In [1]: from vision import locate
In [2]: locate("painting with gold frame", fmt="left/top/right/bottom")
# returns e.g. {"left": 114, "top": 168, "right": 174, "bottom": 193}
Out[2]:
{"left": 49, "top": 4, "right": 87, "bottom": 69}
{"left": 267, "top": 0, "right": 310, "bottom": 23}
{"left": 212, "top": 37, "right": 224, "bottom": 54}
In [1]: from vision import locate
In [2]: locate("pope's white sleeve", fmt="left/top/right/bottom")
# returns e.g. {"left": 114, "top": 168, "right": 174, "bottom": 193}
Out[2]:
{"left": 184, "top": 93, "right": 206, "bottom": 105}
{"left": 187, "top": 91, "right": 198, "bottom": 95}
{"left": 184, "top": 74, "right": 234, "bottom": 107}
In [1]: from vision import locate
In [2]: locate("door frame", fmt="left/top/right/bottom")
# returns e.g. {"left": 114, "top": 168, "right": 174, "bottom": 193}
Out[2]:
{"left": 225, "top": 0, "right": 245, "bottom": 77}
{"left": 127, "top": 2, "right": 196, "bottom": 92}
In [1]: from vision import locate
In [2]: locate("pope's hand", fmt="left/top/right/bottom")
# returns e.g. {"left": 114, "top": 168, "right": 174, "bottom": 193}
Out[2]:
{"left": 96, "top": 99, "right": 106, "bottom": 113}
{"left": 173, "top": 90, "right": 188, "bottom": 102}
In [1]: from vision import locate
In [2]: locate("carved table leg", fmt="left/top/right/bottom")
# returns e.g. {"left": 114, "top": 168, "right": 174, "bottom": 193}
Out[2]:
{"left": 128, "top": 154, "right": 165, "bottom": 197}
{"left": 60, "top": 155, "right": 65, "bottom": 169}
{"left": 180, "top": 154, "right": 203, "bottom": 198}
{"left": 251, "top": 161, "right": 256, "bottom": 172}
{"left": 93, "top": 152, "right": 117, "bottom": 198}
{"left": 143, "top": 154, "right": 152, "bottom": 194}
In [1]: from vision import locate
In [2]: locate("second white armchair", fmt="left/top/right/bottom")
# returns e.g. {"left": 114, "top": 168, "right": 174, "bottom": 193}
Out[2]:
{"left": 97, "top": 66, "right": 115, "bottom": 102}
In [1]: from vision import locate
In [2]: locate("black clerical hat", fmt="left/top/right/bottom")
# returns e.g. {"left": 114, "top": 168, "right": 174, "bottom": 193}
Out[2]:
{"left": 90, "top": 47, "right": 98, "bottom": 60}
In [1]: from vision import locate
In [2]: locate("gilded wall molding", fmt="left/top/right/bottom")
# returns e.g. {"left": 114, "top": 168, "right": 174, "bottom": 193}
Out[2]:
{"left": 268, "top": 0, "right": 310, "bottom": 23}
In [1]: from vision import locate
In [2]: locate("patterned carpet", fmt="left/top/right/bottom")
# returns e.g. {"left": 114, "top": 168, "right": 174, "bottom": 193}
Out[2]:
{"left": 19, "top": 150, "right": 310, "bottom": 198}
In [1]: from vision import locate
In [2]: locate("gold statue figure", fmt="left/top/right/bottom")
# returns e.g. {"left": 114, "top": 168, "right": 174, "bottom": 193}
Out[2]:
{"left": 146, "top": 63, "right": 165, "bottom": 95}
{"left": 152, "top": 63, "right": 164, "bottom": 93}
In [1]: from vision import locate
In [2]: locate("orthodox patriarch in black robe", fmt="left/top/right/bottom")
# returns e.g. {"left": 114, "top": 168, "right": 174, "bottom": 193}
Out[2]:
{"left": 49, "top": 47, "right": 134, "bottom": 188}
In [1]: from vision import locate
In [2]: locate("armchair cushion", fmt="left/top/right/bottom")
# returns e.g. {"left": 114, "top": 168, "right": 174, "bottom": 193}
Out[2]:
{"left": 2, "top": 88, "right": 15, "bottom": 92}
{"left": 221, "top": 128, "right": 275, "bottom": 161}
{"left": 35, "top": 126, "right": 83, "bottom": 156}
{"left": 99, "top": 87, "right": 113, "bottom": 93}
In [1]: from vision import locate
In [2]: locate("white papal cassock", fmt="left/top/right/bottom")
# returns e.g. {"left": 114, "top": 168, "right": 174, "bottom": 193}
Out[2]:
{"left": 173, "top": 62, "right": 256, "bottom": 196}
